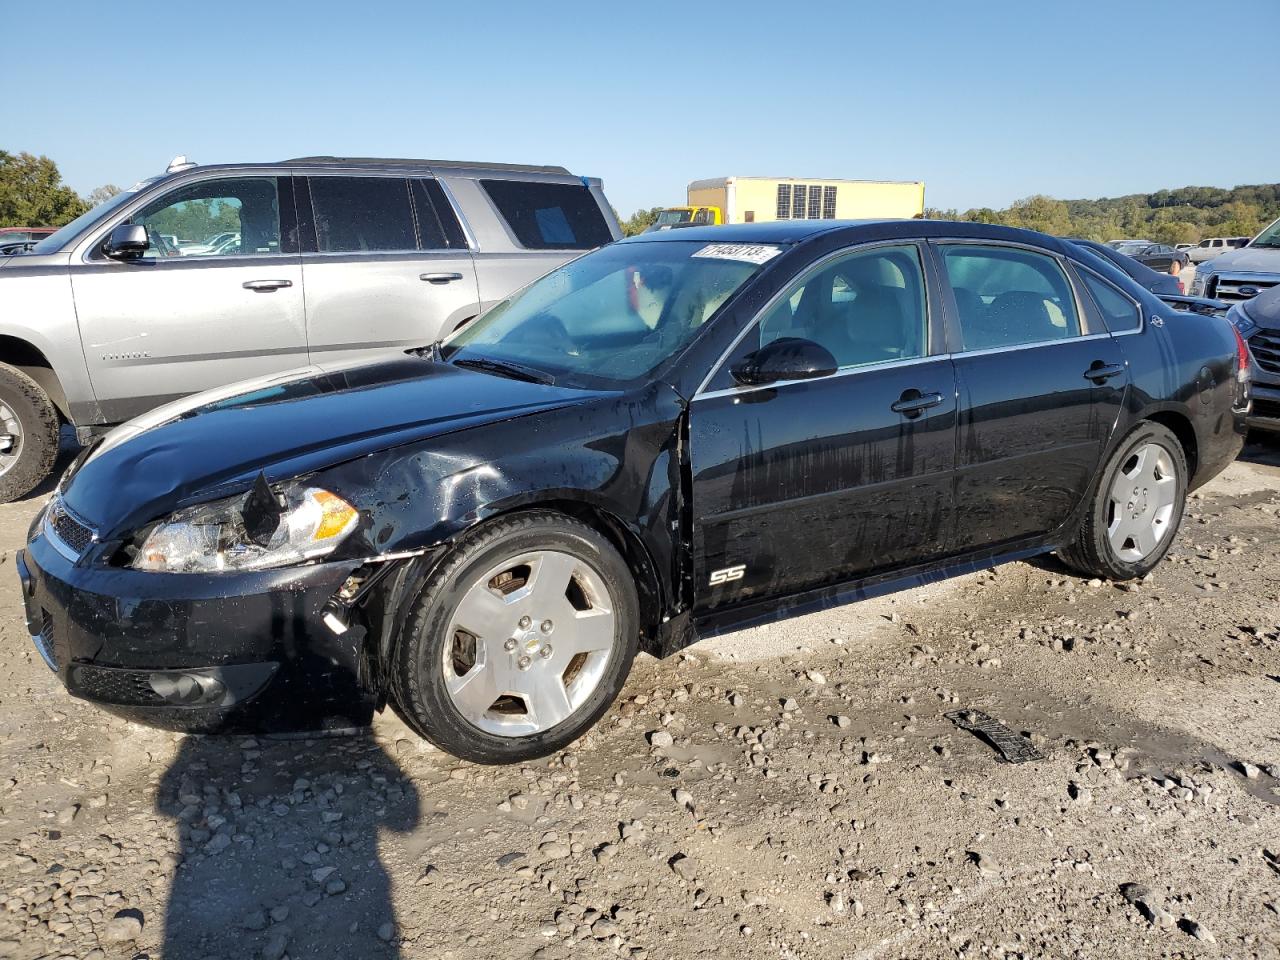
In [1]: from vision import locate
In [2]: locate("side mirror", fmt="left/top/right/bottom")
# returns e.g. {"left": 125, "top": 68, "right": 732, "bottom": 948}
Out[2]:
{"left": 730, "top": 337, "right": 838, "bottom": 387}
{"left": 103, "top": 223, "right": 148, "bottom": 261}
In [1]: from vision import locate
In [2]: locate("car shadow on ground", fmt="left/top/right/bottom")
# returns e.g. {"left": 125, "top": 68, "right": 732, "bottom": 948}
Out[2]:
{"left": 1240, "top": 434, "right": 1280, "bottom": 467}
{"left": 156, "top": 731, "right": 418, "bottom": 958}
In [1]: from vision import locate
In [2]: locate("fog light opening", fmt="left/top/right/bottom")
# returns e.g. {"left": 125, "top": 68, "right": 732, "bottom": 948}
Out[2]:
{"left": 148, "top": 671, "right": 226, "bottom": 706}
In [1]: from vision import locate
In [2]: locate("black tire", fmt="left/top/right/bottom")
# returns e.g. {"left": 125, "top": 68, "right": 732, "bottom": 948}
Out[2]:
{"left": 389, "top": 510, "right": 640, "bottom": 764}
{"left": 0, "top": 363, "right": 60, "bottom": 503}
{"left": 1058, "top": 421, "right": 1187, "bottom": 580}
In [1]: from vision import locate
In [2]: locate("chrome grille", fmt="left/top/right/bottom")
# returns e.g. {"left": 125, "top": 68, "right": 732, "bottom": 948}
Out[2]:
{"left": 33, "top": 608, "right": 57, "bottom": 671}
{"left": 1210, "top": 274, "right": 1279, "bottom": 303}
{"left": 1249, "top": 330, "right": 1280, "bottom": 375}
{"left": 45, "top": 497, "right": 97, "bottom": 557}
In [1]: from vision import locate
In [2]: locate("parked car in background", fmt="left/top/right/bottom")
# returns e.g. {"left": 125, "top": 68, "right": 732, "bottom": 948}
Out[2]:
{"left": 1226, "top": 284, "right": 1280, "bottom": 433}
{"left": 1188, "top": 235, "right": 1251, "bottom": 264}
{"left": 1108, "top": 240, "right": 1188, "bottom": 275}
{"left": 1069, "top": 239, "right": 1185, "bottom": 295}
{"left": 1191, "top": 217, "right": 1280, "bottom": 303}
{"left": 0, "top": 155, "right": 620, "bottom": 501}
{"left": 0, "top": 227, "right": 56, "bottom": 254}
{"left": 1175, "top": 243, "right": 1194, "bottom": 254}
{"left": 19, "top": 220, "right": 1248, "bottom": 760}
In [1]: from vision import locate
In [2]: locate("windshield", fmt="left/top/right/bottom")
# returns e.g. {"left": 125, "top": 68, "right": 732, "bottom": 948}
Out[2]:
{"left": 1251, "top": 218, "right": 1280, "bottom": 249}
{"left": 30, "top": 188, "right": 140, "bottom": 254}
{"left": 443, "top": 240, "right": 775, "bottom": 388}
{"left": 654, "top": 209, "right": 693, "bottom": 225}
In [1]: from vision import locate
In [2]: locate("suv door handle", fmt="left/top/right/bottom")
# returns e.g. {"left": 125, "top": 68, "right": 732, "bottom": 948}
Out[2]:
{"left": 420, "top": 272, "right": 464, "bottom": 284}
{"left": 891, "top": 389, "right": 945, "bottom": 418}
{"left": 1083, "top": 361, "right": 1125, "bottom": 383}
{"left": 242, "top": 279, "right": 293, "bottom": 292}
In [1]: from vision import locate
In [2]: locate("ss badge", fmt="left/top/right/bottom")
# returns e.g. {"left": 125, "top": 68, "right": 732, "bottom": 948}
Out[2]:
{"left": 709, "top": 564, "right": 746, "bottom": 586}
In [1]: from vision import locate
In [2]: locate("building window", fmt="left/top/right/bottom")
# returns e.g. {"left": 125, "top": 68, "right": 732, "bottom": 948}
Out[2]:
{"left": 792, "top": 185, "right": 807, "bottom": 219}
{"left": 744, "top": 211, "right": 754, "bottom": 222}
{"left": 822, "top": 186, "right": 837, "bottom": 219}
{"left": 776, "top": 184, "right": 792, "bottom": 219}
{"left": 807, "top": 186, "right": 822, "bottom": 219}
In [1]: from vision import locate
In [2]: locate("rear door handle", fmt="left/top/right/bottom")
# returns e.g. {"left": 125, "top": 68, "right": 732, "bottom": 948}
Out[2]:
{"left": 242, "top": 279, "right": 292, "bottom": 292}
{"left": 420, "top": 272, "right": 464, "bottom": 284}
{"left": 1083, "top": 362, "right": 1125, "bottom": 383}
{"left": 891, "top": 389, "right": 945, "bottom": 418}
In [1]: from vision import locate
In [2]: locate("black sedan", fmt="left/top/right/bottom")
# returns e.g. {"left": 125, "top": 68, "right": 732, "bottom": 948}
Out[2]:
{"left": 19, "top": 221, "right": 1249, "bottom": 762}
{"left": 1109, "top": 240, "right": 1189, "bottom": 275}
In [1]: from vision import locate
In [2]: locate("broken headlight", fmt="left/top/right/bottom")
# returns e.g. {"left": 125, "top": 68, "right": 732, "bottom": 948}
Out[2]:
{"left": 133, "top": 479, "right": 359, "bottom": 573}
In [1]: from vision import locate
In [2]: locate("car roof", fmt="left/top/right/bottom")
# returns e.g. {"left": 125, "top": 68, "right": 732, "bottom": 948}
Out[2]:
{"left": 618, "top": 219, "right": 1077, "bottom": 253}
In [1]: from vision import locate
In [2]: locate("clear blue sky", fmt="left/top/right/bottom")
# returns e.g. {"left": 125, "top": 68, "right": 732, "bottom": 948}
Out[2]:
{"left": 5, "top": 0, "right": 1277, "bottom": 216}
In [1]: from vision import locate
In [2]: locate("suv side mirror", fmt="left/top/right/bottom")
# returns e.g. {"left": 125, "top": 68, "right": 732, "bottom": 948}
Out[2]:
{"left": 730, "top": 337, "right": 838, "bottom": 387}
{"left": 104, "top": 223, "right": 148, "bottom": 261}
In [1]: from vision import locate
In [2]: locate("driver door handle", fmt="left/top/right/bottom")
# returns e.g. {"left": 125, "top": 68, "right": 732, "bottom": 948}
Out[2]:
{"left": 891, "top": 389, "right": 945, "bottom": 418}
{"left": 1083, "top": 362, "right": 1125, "bottom": 383}
{"left": 420, "top": 272, "right": 463, "bottom": 284}
{"left": 242, "top": 279, "right": 292, "bottom": 292}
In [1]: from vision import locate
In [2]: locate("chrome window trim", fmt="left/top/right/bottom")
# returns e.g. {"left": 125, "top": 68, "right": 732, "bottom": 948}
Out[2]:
{"left": 1070, "top": 261, "right": 1146, "bottom": 337}
{"left": 695, "top": 352, "right": 951, "bottom": 403}
{"left": 953, "top": 331, "right": 1112, "bottom": 360}
{"left": 693, "top": 239, "right": 934, "bottom": 398}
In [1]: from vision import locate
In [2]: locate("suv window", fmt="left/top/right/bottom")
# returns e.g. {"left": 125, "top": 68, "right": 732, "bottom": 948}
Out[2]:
{"left": 132, "top": 177, "right": 281, "bottom": 258}
{"left": 941, "top": 245, "right": 1080, "bottom": 351}
{"left": 754, "top": 244, "right": 928, "bottom": 369}
{"left": 310, "top": 176, "right": 417, "bottom": 253}
{"left": 1079, "top": 270, "right": 1140, "bottom": 333}
{"left": 479, "top": 180, "right": 613, "bottom": 250}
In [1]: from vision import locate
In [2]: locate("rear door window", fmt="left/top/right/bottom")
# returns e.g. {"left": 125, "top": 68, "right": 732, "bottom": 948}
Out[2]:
{"left": 479, "top": 179, "right": 613, "bottom": 250}
{"left": 941, "top": 245, "right": 1081, "bottom": 351}
{"left": 309, "top": 176, "right": 417, "bottom": 253}
{"left": 411, "top": 179, "right": 468, "bottom": 249}
{"left": 1079, "top": 270, "right": 1141, "bottom": 332}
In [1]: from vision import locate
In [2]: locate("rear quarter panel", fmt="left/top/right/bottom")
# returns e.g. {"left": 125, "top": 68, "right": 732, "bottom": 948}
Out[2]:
{"left": 1115, "top": 300, "right": 1245, "bottom": 487}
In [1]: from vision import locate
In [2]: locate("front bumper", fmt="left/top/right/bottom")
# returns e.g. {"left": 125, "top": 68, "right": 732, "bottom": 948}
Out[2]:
{"left": 18, "top": 531, "right": 376, "bottom": 734}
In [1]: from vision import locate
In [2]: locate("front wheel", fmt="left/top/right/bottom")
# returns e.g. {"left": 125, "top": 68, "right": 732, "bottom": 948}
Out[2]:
{"left": 1059, "top": 422, "right": 1188, "bottom": 580}
{"left": 390, "top": 511, "right": 639, "bottom": 763}
{"left": 0, "top": 363, "right": 60, "bottom": 503}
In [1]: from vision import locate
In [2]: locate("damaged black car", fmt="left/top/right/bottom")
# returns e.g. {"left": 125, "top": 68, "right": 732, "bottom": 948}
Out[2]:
{"left": 18, "top": 220, "right": 1250, "bottom": 762}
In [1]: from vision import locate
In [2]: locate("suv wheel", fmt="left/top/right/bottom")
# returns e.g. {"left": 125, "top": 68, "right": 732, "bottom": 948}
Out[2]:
{"left": 1059, "top": 421, "right": 1187, "bottom": 580}
{"left": 390, "top": 511, "right": 639, "bottom": 763}
{"left": 0, "top": 363, "right": 60, "bottom": 503}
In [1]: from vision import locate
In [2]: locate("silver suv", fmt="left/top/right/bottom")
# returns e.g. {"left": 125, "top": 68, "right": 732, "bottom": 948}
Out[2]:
{"left": 0, "top": 156, "right": 620, "bottom": 500}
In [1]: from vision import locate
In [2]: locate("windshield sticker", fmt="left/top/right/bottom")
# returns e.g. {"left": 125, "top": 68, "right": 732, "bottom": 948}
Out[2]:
{"left": 691, "top": 243, "right": 782, "bottom": 266}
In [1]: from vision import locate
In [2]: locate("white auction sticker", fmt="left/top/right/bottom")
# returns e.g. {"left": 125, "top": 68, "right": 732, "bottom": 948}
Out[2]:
{"left": 691, "top": 243, "right": 782, "bottom": 265}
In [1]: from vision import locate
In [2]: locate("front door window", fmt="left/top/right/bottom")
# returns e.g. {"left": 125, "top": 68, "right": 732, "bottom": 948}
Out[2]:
{"left": 131, "top": 178, "right": 281, "bottom": 258}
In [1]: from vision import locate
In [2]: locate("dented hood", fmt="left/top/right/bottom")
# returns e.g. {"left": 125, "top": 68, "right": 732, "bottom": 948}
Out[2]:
{"left": 61, "top": 356, "right": 600, "bottom": 537}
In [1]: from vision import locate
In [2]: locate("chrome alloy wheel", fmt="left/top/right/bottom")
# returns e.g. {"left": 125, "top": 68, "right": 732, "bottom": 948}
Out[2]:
{"left": 1106, "top": 441, "right": 1178, "bottom": 563}
{"left": 0, "top": 401, "right": 22, "bottom": 478}
{"left": 443, "top": 550, "right": 615, "bottom": 737}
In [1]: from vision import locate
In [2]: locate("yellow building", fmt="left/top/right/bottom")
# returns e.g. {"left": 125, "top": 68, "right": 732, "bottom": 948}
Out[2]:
{"left": 685, "top": 176, "right": 925, "bottom": 224}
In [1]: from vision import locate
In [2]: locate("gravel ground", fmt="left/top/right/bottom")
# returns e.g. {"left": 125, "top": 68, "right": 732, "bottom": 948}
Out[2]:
{"left": 0, "top": 439, "right": 1277, "bottom": 960}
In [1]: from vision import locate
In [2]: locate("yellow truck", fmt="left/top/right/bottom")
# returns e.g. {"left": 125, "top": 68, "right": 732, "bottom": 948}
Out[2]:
{"left": 649, "top": 177, "right": 925, "bottom": 230}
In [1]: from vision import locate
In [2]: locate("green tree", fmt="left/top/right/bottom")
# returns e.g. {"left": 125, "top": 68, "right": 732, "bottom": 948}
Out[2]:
{"left": 86, "top": 184, "right": 122, "bottom": 208}
{"left": 1004, "top": 195, "right": 1072, "bottom": 235}
{"left": 620, "top": 206, "right": 663, "bottom": 237}
{"left": 0, "top": 150, "right": 88, "bottom": 227}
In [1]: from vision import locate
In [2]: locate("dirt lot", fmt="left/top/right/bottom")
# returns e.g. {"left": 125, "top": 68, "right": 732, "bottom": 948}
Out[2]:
{"left": 0, "top": 441, "right": 1277, "bottom": 960}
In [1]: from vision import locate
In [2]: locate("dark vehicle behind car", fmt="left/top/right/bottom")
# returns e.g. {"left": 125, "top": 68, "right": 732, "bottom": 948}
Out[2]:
{"left": 1108, "top": 240, "right": 1188, "bottom": 276}
{"left": 1228, "top": 284, "right": 1280, "bottom": 432}
{"left": 1069, "top": 239, "right": 1184, "bottom": 295}
{"left": 19, "top": 219, "right": 1249, "bottom": 763}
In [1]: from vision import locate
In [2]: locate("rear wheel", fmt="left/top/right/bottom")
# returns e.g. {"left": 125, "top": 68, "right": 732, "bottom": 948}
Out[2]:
{"left": 1059, "top": 422, "right": 1187, "bottom": 580}
{"left": 0, "top": 363, "right": 59, "bottom": 503}
{"left": 390, "top": 511, "right": 639, "bottom": 763}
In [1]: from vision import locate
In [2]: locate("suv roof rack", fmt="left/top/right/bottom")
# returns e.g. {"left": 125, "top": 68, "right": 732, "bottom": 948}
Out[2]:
{"left": 283, "top": 156, "right": 572, "bottom": 175}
